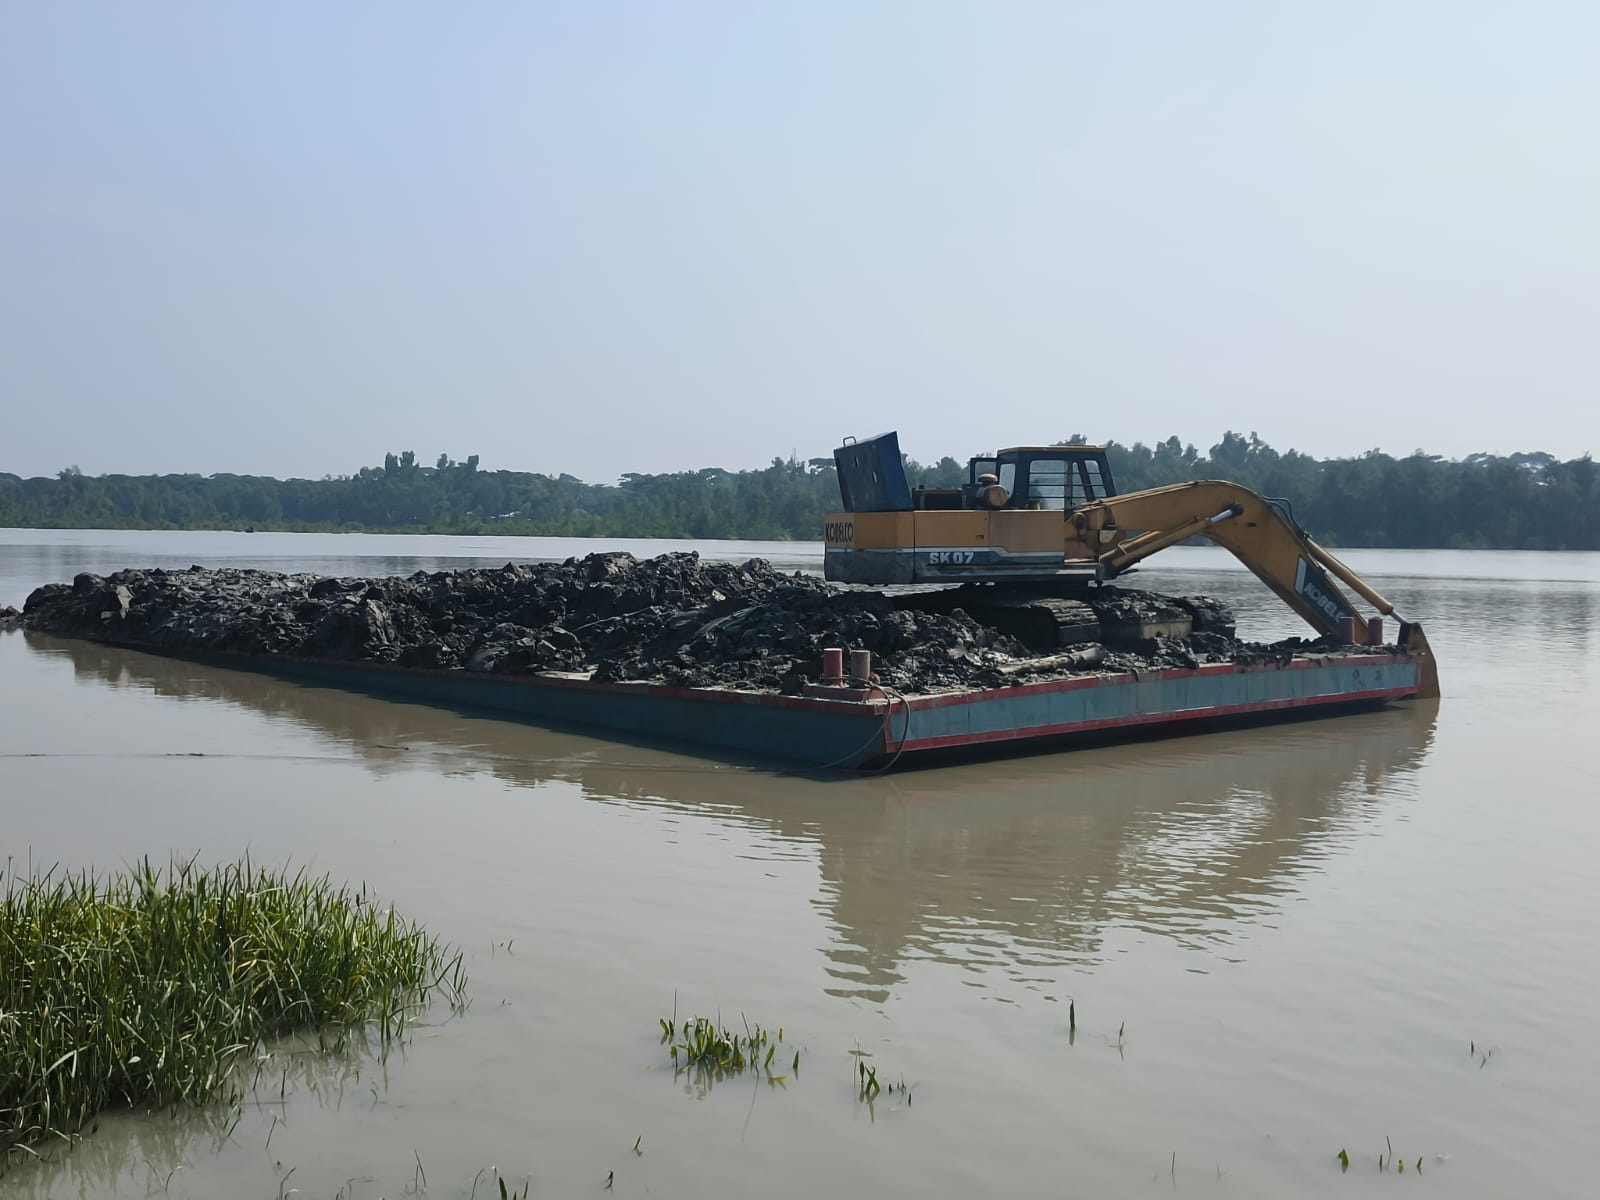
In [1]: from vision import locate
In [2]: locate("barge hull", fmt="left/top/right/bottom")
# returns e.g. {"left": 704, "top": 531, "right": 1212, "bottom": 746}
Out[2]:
{"left": 134, "top": 645, "right": 1423, "bottom": 769}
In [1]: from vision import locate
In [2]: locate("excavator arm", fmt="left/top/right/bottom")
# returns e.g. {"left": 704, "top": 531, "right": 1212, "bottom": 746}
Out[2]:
{"left": 1072, "top": 481, "right": 1440, "bottom": 698}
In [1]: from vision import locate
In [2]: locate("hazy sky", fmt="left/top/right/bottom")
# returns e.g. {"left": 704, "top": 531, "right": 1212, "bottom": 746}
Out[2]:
{"left": 2, "top": 2, "right": 1595, "bottom": 484}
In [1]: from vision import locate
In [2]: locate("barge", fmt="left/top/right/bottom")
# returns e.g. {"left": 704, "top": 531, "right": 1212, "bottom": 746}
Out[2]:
{"left": 132, "top": 641, "right": 1427, "bottom": 769}
{"left": 17, "top": 515, "right": 1438, "bottom": 770}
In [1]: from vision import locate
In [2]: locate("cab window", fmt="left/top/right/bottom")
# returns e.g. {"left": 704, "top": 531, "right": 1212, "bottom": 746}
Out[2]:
{"left": 1080, "top": 458, "right": 1106, "bottom": 501}
{"left": 1027, "top": 459, "right": 1068, "bottom": 509}
{"left": 998, "top": 461, "right": 1017, "bottom": 500}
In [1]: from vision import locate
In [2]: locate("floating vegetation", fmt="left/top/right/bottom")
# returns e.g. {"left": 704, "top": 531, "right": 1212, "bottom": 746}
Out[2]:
{"left": 0, "top": 856, "right": 466, "bottom": 1160}
{"left": 659, "top": 1014, "right": 790, "bottom": 1092}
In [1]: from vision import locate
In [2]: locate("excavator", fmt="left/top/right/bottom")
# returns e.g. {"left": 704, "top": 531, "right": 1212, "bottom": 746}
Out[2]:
{"left": 824, "top": 431, "right": 1439, "bottom": 697}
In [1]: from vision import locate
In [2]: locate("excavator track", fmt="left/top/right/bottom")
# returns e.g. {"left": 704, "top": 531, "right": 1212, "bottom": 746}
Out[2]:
{"left": 897, "top": 585, "right": 1240, "bottom": 653}
{"left": 898, "top": 587, "right": 1101, "bottom": 651}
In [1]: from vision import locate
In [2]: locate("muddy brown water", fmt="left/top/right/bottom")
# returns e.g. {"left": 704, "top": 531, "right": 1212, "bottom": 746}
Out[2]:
{"left": 2, "top": 530, "right": 1597, "bottom": 1199}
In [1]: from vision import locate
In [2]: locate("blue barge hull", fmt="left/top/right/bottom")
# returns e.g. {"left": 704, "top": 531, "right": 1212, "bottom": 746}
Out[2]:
{"left": 176, "top": 649, "right": 1425, "bottom": 769}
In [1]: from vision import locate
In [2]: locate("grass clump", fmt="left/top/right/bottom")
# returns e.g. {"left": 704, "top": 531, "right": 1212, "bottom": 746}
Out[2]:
{"left": 660, "top": 1014, "right": 790, "bottom": 1091}
{"left": 1, "top": 856, "right": 465, "bottom": 1157}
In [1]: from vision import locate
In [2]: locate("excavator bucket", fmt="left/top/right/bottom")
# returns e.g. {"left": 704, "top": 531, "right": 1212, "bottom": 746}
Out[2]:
{"left": 1396, "top": 621, "right": 1442, "bottom": 699}
{"left": 833, "top": 432, "right": 913, "bottom": 513}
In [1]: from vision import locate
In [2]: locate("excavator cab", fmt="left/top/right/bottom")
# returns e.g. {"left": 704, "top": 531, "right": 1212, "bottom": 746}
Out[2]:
{"left": 826, "top": 433, "right": 1117, "bottom": 585}
{"left": 981, "top": 446, "right": 1118, "bottom": 511}
{"left": 833, "top": 434, "right": 1117, "bottom": 517}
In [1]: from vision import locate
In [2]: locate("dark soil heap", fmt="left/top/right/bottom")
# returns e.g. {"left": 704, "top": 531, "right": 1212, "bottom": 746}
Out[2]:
{"left": 18, "top": 552, "right": 1344, "bottom": 694}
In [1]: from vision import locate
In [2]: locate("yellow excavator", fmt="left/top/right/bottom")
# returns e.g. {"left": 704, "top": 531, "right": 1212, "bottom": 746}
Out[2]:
{"left": 824, "top": 431, "right": 1439, "bottom": 697}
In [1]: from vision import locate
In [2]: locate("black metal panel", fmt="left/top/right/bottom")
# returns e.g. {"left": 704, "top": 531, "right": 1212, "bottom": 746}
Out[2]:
{"left": 833, "top": 432, "right": 913, "bottom": 512}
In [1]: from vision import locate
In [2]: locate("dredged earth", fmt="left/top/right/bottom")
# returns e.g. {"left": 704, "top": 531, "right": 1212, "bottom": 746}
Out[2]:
{"left": 14, "top": 552, "right": 1356, "bottom": 694}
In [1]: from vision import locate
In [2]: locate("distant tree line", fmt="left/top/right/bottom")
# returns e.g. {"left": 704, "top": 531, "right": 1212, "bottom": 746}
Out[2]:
{"left": 3, "top": 433, "right": 1596, "bottom": 549}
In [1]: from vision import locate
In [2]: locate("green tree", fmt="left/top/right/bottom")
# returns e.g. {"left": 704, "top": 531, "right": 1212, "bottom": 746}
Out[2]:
{"left": 1, "top": 438, "right": 1596, "bottom": 549}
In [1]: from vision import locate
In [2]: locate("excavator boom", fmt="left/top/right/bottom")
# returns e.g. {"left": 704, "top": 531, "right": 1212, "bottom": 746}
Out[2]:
{"left": 1081, "top": 482, "right": 1369, "bottom": 636}
{"left": 1075, "top": 479, "right": 1440, "bottom": 697}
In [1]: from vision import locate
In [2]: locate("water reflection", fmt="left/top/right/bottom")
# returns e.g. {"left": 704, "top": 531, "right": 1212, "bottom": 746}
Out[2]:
{"left": 0, "top": 1033, "right": 380, "bottom": 1200}
{"left": 39, "top": 635, "right": 1437, "bottom": 1005}
{"left": 792, "top": 714, "right": 1433, "bottom": 998}
{"left": 1, "top": 1102, "right": 233, "bottom": 1199}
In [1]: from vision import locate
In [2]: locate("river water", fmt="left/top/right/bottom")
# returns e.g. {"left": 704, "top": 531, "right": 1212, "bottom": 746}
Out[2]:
{"left": 1, "top": 530, "right": 1597, "bottom": 1199}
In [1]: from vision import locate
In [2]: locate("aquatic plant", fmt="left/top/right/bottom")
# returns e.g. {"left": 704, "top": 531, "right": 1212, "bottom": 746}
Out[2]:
{"left": 1338, "top": 1139, "right": 1433, "bottom": 1175}
{"left": 855, "top": 1061, "right": 911, "bottom": 1105}
{"left": 659, "top": 1014, "right": 790, "bottom": 1090}
{"left": 468, "top": 1165, "right": 531, "bottom": 1199}
{"left": 858, "top": 1060, "right": 880, "bottom": 1101}
{"left": 0, "top": 856, "right": 465, "bottom": 1159}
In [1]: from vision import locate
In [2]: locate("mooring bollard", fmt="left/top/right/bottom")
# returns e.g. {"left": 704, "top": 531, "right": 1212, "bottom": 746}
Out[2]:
{"left": 822, "top": 647, "right": 845, "bottom": 685}
{"left": 1367, "top": 616, "right": 1384, "bottom": 645}
{"left": 849, "top": 648, "right": 872, "bottom": 683}
{"left": 1339, "top": 616, "right": 1356, "bottom": 644}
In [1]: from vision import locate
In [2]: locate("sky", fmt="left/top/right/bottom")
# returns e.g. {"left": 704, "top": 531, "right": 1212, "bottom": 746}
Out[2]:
{"left": 2, "top": 1, "right": 1595, "bottom": 484}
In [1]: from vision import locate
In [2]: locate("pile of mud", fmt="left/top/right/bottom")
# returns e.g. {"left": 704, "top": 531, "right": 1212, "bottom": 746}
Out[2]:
{"left": 17, "top": 553, "right": 1356, "bottom": 694}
